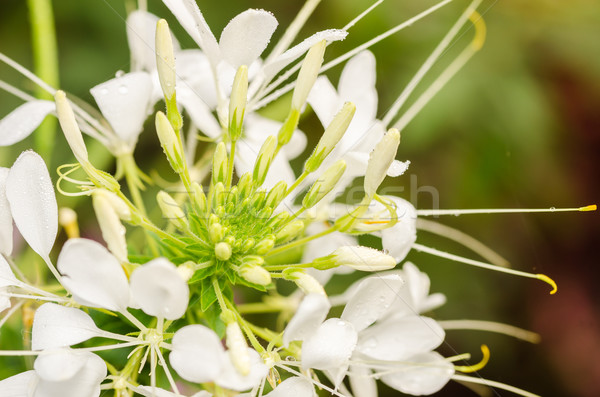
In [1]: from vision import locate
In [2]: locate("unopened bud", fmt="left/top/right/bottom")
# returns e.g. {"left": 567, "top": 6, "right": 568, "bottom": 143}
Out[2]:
{"left": 253, "top": 136, "right": 277, "bottom": 186}
{"left": 225, "top": 321, "right": 250, "bottom": 375}
{"left": 229, "top": 65, "right": 248, "bottom": 141}
{"left": 209, "top": 223, "right": 224, "bottom": 243}
{"left": 215, "top": 242, "right": 232, "bottom": 261}
{"left": 291, "top": 40, "right": 326, "bottom": 110}
{"left": 364, "top": 128, "right": 400, "bottom": 197}
{"left": 283, "top": 269, "right": 325, "bottom": 295}
{"left": 156, "top": 111, "right": 184, "bottom": 173}
{"left": 265, "top": 181, "right": 287, "bottom": 209}
{"left": 157, "top": 191, "right": 188, "bottom": 230}
{"left": 275, "top": 220, "right": 304, "bottom": 244}
{"left": 237, "top": 173, "right": 252, "bottom": 199}
{"left": 156, "top": 19, "right": 176, "bottom": 101}
{"left": 212, "top": 142, "right": 228, "bottom": 185}
{"left": 303, "top": 160, "right": 346, "bottom": 208}
{"left": 93, "top": 192, "right": 128, "bottom": 263}
{"left": 54, "top": 90, "right": 89, "bottom": 165}
{"left": 254, "top": 236, "right": 275, "bottom": 255}
{"left": 176, "top": 261, "right": 195, "bottom": 282}
{"left": 304, "top": 102, "right": 355, "bottom": 172}
{"left": 192, "top": 182, "right": 207, "bottom": 214}
{"left": 94, "top": 189, "right": 131, "bottom": 221}
{"left": 331, "top": 246, "right": 396, "bottom": 272}
{"left": 277, "top": 109, "right": 300, "bottom": 147}
{"left": 239, "top": 263, "right": 271, "bottom": 286}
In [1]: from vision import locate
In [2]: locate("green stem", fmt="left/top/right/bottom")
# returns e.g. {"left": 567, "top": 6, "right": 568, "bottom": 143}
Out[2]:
{"left": 27, "top": 0, "right": 59, "bottom": 162}
{"left": 285, "top": 170, "right": 310, "bottom": 197}
{"left": 226, "top": 139, "right": 237, "bottom": 189}
{"left": 267, "top": 224, "right": 338, "bottom": 257}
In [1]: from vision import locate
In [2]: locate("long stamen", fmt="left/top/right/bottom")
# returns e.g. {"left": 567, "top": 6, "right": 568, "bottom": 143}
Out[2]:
{"left": 452, "top": 374, "right": 541, "bottom": 397}
{"left": 0, "top": 79, "right": 37, "bottom": 101}
{"left": 412, "top": 243, "right": 557, "bottom": 294}
{"left": 439, "top": 320, "right": 541, "bottom": 344}
{"left": 417, "top": 205, "right": 597, "bottom": 216}
{"left": 454, "top": 345, "right": 490, "bottom": 373}
{"left": 155, "top": 346, "right": 181, "bottom": 395}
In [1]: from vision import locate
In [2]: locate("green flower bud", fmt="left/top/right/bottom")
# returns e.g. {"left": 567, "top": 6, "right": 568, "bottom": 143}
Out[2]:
{"left": 228, "top": 65, "right": 248, "bottom": 141}
{"left": 156, "top": 111, "right": 184, "bottom": 174}
{"left": 302, "top": 159, "right": 346, "bottom": 209}
{"left": 364, "top": 128, "right": 400, "bottom": 198}
{"left": 239, "top": 263, "right": 271, "bottom": 286}
{"left": 192, "top": 182, "right": 207, "bottom": 214}
{"left": 209, "top": 223, "right": 224, "bottom": 243}
{"left": 254, "top": 236, "right": 275, "bottom": 254}
{"left": 215, "top": 242, "right": 232, "bottom": 261}
{"left": 252, "top": 136, "right": 277, "bottom": 186}
{"left": 155, "top": 19, "right": 176, "bottom": 101}
{"left": 276, "top": 220, "right": 304, "bottom": 244}
{"left": 265, "top": 181, "right": 287, "bottom": 209}
{"left": 212, "top": 142, "right": 228, "bottom": 185}
{"left": 277, "top": 109, "right": 300, "bottom": 147}
{"left": 291, "top": 40, "right": 326, "bottom": 111}
{"left": 157, "top": 191, "right": 188, "bottom": 230}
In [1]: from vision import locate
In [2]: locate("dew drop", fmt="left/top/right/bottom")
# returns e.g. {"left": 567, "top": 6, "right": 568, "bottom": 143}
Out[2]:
{"left": 118, "top": 85, "right": 129, "bottom": 95}
{"left": 100, "top": 88, "right": 109, "bottom": 96}
{"left": 115, "top": 70, "right": 125, "bottom": 78}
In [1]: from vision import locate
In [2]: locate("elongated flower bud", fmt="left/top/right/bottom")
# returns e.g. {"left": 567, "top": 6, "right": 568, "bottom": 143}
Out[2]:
{"left": 156, "top": 19, "right": 176, "bottom": 101}
{"left": 265, "top": 181, "right": 287, "bottom": 209}
{"left": 275, "top": 220, "right": 304, "bottom": 244}
{"left": 225, "top": 321, "right": 250, "bottom": 375}
{"left": 156, "top": 111, "right": 184, "bottom": 174}
{"left": 283, "top": 269, "right": 325, "bottom": 295}
{"left": 291, "top": 40, "right": 326, "bottom": 111}
{"left": 157, "top": 191, "right": 187, "bottom": 230}
{"left": 277, "top": 109, "right": 300, "bottom": 147}
{"left": 330, "top": 246, "right": 396, "bottom": 271}
{"left": 215, "top": 242, "right": 232, "bottom": 261}
{"left": 253, "top": 136, "right": 277, "bottom": 186}
{"left": 92, "top": 192, "right": 128, "bottom": 263}
{"left": 302, "top": 160, "right": 346, "bottom": 208}
{"left": 239, "top": 263, "right": 271, "bottom": 286}
{"left": 304, "top": 102, "right": 355, "bottom": 172}
{"left": 191, "top": 182, "right": 207, "bottom": 214}
{"left": 364, "top": 128, "right": 400, "bottom": 197}
{"left": 229, "top": 65, "right": 248, "bottom": 141}
{"left": 54, "top": 90, "right": 89, "bottom": 165}
{"left": 212, "top": 142, "right": 228, "bottom": 185}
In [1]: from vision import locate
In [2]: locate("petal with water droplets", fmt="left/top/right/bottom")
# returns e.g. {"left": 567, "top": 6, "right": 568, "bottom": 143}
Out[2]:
{"left": 264, "top": 376, "right": 314, "bottom": 397}
{"left": 0, "top": 100, "right": 55, "bottom": 146}
{"left": 216, "top": 348, "right": 268, "bottom": 392}
{"left": 220, "top": 9, "right": 278, "bottom": 68}
{"left": 284, "top": 293, "right": 330, "bottom": 346}
{"left": 301, "top": 318, "right": 357, "bottom": 371}
{"left": 6, "top": 151, "right": 57, "bottom": 262}
{"left": 0, "top": 167, "right": 13, "bottom": 256}
{"left": 380, "top": 352, "right": 454, "bottom": 395}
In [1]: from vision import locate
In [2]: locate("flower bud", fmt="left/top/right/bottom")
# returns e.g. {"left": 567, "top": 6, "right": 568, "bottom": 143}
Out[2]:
{"left": 253, "top": 136, "right": 277, "bottom": 186}
{"left": 283, "top": 269, "right": 325, "bottom": 295}
{"left": 331, "top": 246, "right": 396, "bottom": 271}
{"left": 254, "top": 236, "right": 275, "bottom": 254}
{"left": 212, "top": 182, "right": 226, "bottom": 208}
{"left": 364, "top": 128, "right": 400, "bottom": 197}
{"left": 275, "top": 220, "right": 304, "bottom": 244}
{"left": 225, "top": 321, "right": 250, "bottom": 375}
{"left": 265, "top": 181, "right": 287, "bottom": 209}
{"left": 176, "top": 261, "right": 195, "bottom": 282}
{"left": 229, "top": 65, "right": 248, "bottom": 141}
{"left": 277, "top": 109, "right": 300, "bottom": 147}
{"left": 94, "top": 189, "right": 131, "bottom": 221}
{"left": 54, "top": 90, "right": 89, "bottom": 165}
{"left": 92, "top": 192, "right": 128, "bottom": 263}
{"left": 156, "top": 111, "right": 184, "bottom": 174}
{"left": 291, "top": 40, "right": 326, "bottom": 111}
{"left": 157, "top": 191, "right": 188, "bottom": 230}
{"left": 191, "top": 182, "right": 207, "bottom": 214}
{"left": 304, "top": 102, "right": 355, "bottom": 172}
{"left": 155, "top": 19, "right": 176, "bottom": 101}
{"left": 209, "top": 223, "right": 224, "bottom": 243}
{"left": 212, "top": 142, "right": 228, "bottom": 185}
{"left": 239, "top": 263, "right": 271, "bottom": 286}
{"left": 215, "top": 242, "right": 232, "bottom": 261}
{"left": 302, "top": 159, "right": 346, "bottom": 208}
{"left": 237, "top": 173, "right": 253, "bottom": 199}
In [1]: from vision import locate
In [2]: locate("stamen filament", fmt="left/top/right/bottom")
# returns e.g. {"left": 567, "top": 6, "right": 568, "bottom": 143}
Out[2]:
{"left": 439, "top": 320, "right": 541, "bottom": 343}
{"left": 417, "top": 205, "right": 596, "bottom": 216}
{"left": 452, "top": 374, "right": 541, "bottom": 397}
{"left": 412, "top": 243, "right": 557, "bottom": 294}
{"left": 454, "top": 345, "right": 489, "bottom": 373}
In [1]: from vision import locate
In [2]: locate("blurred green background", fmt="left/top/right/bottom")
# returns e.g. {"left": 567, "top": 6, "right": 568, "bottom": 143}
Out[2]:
{"left": 1, "top": 0, "right": 599, "bottom": 396}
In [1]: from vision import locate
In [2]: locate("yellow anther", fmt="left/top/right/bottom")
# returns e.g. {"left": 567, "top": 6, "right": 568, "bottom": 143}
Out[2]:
{"left": 363, "top": 220, "right": 390, "bottom": 225}
{"left": 536, "top": 274, "right": 557, "bottom": 294}
{"left": 455, "top": 345, "right": 490, "bottom": 373}
{"left": 469, "top": 11, "right": 486, "bottom": 51}
{"left": 580, "top": 204, "right": 597, "bottom": 212}
{"left": 58, "top": 207, "right": 80, "bottom": 239}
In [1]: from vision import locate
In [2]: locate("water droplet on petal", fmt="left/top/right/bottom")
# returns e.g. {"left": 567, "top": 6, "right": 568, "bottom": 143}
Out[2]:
{"left": 115, "top": 70, "right": 125, "bottom": 78}
{"left": 118, "top": 85, "right": 129, "bottom": 95}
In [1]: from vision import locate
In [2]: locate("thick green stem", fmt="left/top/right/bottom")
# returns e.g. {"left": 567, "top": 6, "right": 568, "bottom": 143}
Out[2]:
{"left": 27, "top": 0, "right": 59, "bottom": 162}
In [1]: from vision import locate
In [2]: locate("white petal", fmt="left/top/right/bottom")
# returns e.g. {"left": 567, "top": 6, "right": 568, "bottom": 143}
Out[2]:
{"left": 263, "top": 151, "right": 296, "bottom": 189}
{"left": 281, "top": 127, "right": 307, "bottom": 160}
{"left": 387, "top": 159, "right": 410, "bottom": 177}
{"left": 380, "top": 352, "right": 454, "bottom": 396}
{"left": 0, "top": 100, "right": 55, "bottom": 146}
{"left": 32, "top": 303, "right": 104, "bottom": 350}
{"left": 264, "top": 377, "right": 314, "bottom": 397}
{"left": 215, "top": 349, "right": 268, "bottom": 392}
{"left": 306, "top": 76, "right": 339, "bottom": 128}
{"left": 284, "top": 293, "right": 330, "bottom": 346}
{"left": 381, "top": 196, "right": 417, "bottom": 262}
{"left": 134, "top": 386, "right": 187, "bottom": 397}
{"left": 0, "top": 167, "right": 13, "bottom": 256}
{"left": 301, "top": 318, "right": 357, "bottom": 371}
{"left": 220, "top": 9, "right": 278, "bottom": 68}
{"left": 129, "top": 258, "right": 189, "bottom": 320}
{"left": 355, "top": 316, "right": 445, "bottom": 361}
{"left": 341, "top": 274, "right": 404, "bottom": 332}
{"left": 0, "top": 292, "right": 11, "bottom": 313}
{"left": 0, "top": 252, "right": 18, "bottom": 288}
{"left": 303, "top": 222, "right": 357, "bottom": 263}
{"left": 34, "top": 350, "right": 88, "bottom": 382}
{"left": 176, "top": 85, "right": 222, "bottom": 138}
{"left": 170, "top": 324, "right": 225, "bottom": 383}
{"left": 57, "top": 238, "right": 130, "bottom": 312}
{"left": 349, "top": 365, "right": 377, "bottom": 397}
{"left": 6, "top": 151, "right": 57, "bottom": 262}
{"left": 170, "top": 0, "right": 220, "bottom": 63}
{"left": 0, "top": 370, "right": 36, "bottom": 395}
{"left": 127, "top": 11, "right": 181, "bottom": 72}
{"left": 262, "top": 29, "right": 347, "bottom": 83}
{"left": 175, "top": 50, "right": 219, "bottom": 109}
{"left": 90, "top": 72, "right": 153, "bottom": 145}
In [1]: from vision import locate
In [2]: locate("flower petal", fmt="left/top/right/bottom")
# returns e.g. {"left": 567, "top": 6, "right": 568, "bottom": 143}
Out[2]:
{"left": 356, "top": 316, "right": 445, "bottom": 361}
{"left": 301, "top": 318, "right": 357, "bottom": 371}
{"left": 264, "top": 376, "right": 314, "bottom": 397}
{"left": 0, "top": 167, "right": 13, "bottom": 256}
{"left": 177, "top": 85, "right": 222, "bottom": 138}
{"left": 129, "top": 258, "right": 189, "bottom": 320}
{"left": 0, "top": 370, "right": 36, "bottom": 395}
{"left": 219, "top": 9, "right": 278, "bottom": 68}
{"left": 381, "top": 196, "right": 417, "bottom": 262}
{"left": 32, "top": 303, "right": 104, "bottom": 350}
{"left": 349, "top": 365, "right": 377, "bottom": 397}
{"left": 306, "top": 76, "right": 339, "bottom": 128}
{"left": 341, "top": 274, "right": 404, "bottom": 332}
{"left": 283, "top": 293, "right": 330, "bottom": 346}
{"left": 0, "top": 250, "right": 18, "bottom": 288}
{"left": 6, "top": 151, "right": 57, "bottom": 262}
{"left": 57, "top": 238, "right": 130, "bottom": 312}
{"left": 0, "top": 100, "right": 55, "bottom": 146}
{"left": 90, "top": 72, "right": 153, "bottom": 145}
{"left": 380, "top": 352, "right": 454, "bottom": 396}
{"left": 170, "top": 324, "right": 225, "bottom": 383}
{"left": 127, "top": 10, "right": 181, "bottom": 72}
{"left": 215, "top": 348, "right": 268, "bottom": 392}
{"left": 262, "top": 29, "right": 348, "bottom": 82}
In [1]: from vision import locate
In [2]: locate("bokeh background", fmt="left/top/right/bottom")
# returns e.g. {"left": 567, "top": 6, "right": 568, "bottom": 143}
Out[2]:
{"left": 1, "top": 0, "right": 599, "bottom": 396}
